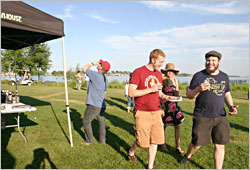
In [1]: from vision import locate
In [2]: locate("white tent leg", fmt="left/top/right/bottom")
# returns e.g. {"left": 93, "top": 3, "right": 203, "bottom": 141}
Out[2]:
{"left": 62, "top": 37, "right": 73, "bottom": 147}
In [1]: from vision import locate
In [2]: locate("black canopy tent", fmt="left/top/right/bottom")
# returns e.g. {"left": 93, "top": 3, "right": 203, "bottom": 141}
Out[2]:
{"left": 1, "top": 1, "right": 64, "bottom": 49}
{"left": 1, "top": 1, "right": 73, "bottom": 146}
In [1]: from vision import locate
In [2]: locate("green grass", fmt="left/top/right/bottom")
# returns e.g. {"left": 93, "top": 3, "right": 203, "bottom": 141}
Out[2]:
{"left": 1, "top": 84, "right": 249, "bottom": 169}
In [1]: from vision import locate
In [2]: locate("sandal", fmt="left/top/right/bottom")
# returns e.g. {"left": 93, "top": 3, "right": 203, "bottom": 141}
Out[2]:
{"left": 128, "top": 152, "right": 137, "bottom": 163}
{"left": 176, "top": 147, "right": 184, "bottom": 154}
{"left": 180, "top": 154, "right": 191, "bottom": 166}
{"left": 158, "top": 144, "right": 168, "bottom": 151}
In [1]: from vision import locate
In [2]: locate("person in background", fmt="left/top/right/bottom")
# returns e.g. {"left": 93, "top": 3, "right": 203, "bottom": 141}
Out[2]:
{"left": 125, "top": 73, "right": 135, "bottom": 113}
{"left": 27, "top": 73, "right": 31, "bottom": 80}
{"left": 127, "top": 49, "right": 178, "bottom": 169}
{"left": 180, "top": 50, "right": 238, "bottom": 169}
{"left": 85, "top": 74, "right": 90, "bottom": 89}
{"left": 159, "top": 63, "right": 185, "bottom": 154}
{"left": 75, "top": 71, "right": 82, "bottom": 90}
{"left": 81, "top": 59, "right": 111, "bottom": 145}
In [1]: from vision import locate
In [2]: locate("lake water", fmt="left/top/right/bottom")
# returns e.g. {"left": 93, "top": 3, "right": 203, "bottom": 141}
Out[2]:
{"left": 2, "top": 75, "right": 248, "bottom": 84}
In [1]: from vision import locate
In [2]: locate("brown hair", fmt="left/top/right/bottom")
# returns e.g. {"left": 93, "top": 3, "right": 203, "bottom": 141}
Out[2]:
{"left": 149, "top": 49, "right": 166, "bottom": 62}
{"left": 162, "top": 78, "right": 174, "bottom": 89}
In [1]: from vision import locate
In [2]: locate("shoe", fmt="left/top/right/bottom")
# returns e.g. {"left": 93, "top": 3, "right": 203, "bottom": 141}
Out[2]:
{"left": 158, "top": 144, "right": 168, "bottom": 151}
{"left": 127, "top": 151, "right": 137, "bottom": 163}
{"left": 176, "top": 147, "right": 184, "bottom": 154}
{"left": 81, "top": 142, "right": 92, "bottom": 145}
{"left": 180, "top": 154, "right": 191, "bottom": 166}
{"left": 127, "top": 108, "right": 130, "bottom": 113}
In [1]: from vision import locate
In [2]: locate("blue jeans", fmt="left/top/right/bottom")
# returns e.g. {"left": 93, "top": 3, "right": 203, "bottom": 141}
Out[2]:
{"left": 82, "top": 105, "right": 106, "bottom": 144}
{"left": 127, "top": 97, "right": 135, "bottom": 108}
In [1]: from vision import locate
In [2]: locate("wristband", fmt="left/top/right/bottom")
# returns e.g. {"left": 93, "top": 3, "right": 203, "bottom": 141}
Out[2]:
{"left": 90, "top": 62, "right": 94, "bottom": 66}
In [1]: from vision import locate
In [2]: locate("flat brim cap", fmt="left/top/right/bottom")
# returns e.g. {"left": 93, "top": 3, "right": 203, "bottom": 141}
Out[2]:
{"left": 205, "top": 50, "right": 222, "bottom": 60}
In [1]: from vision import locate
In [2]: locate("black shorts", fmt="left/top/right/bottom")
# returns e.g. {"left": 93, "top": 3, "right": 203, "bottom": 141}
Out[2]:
{"left": 191, "top": 116, "right": 230, "bottom": 146}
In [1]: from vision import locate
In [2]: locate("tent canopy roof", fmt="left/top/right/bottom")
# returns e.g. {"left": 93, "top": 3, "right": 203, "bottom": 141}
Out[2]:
{"left": 1, "top": 1, "right": 65, "bottom": 50}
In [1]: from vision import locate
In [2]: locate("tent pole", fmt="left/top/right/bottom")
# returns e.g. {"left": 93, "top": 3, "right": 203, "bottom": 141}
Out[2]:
{"left": 14, "top": 50, "right": 18, "bottom": 93}
{"left": 62, "top": 37, "right": 73, "bottom": 147}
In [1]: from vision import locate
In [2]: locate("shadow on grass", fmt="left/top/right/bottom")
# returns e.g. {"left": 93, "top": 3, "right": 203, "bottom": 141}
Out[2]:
{"left": 158, "top": 143, "right": 205, "bottom": 169}
{"left": 25, "top": 148, "right": 57, "bottom": 169}
{"left": 1, "top": 95, "right": 46, "bottom": 168}
{"left": 106, "top": 98, "right": 127, "bottom": 111}
{"left": 22, "top": 95, "right": 72, "bottom": 145}
{"left": 51, "top": 105, "right": 70, "bottom": 144}
{"left": 92, "top": 119, "right": 145, "bottom": 166}
{"left": 2, "top": 113, "right": 38, "bottom": 129}
{"left": 63, "top": 108, "right": 85, "bottom": 140}
{"left": 182, "top": 110, "right": 193, "bottom": 116}
{"left": 20, "top": 96, "right": 50, "bottom": 106}
{"left": 229, "top": 122, "right": 249, "bottom": 132}
{"left": 1, "top": 128, "right": 16, "bottom": 169}
{"left": 1, "top": 112, "right": 39, "bottom": 168}
{"left": 20, "top": 113, "right": 38, "bottom": 126}
{"left": 110, "top": 97, "right": 127, "bottom": 105}
{"left": 105, "top": 113, "right": 135, "bottom": 136}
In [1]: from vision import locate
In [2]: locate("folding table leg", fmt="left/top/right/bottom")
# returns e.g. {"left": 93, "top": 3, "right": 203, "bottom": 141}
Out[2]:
{"left": 17, "top": 113, "right": 27, "bottom": 143}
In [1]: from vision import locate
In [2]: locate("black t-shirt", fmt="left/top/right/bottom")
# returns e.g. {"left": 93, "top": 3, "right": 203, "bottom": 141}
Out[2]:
{"left": 189, "top": 69, "right": 230, "bottom": 117}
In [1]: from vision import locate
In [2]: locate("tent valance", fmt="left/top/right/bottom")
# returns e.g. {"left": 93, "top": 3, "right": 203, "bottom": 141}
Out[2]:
{"left": 1, "top": 1, "right": 65, "bottom": 50}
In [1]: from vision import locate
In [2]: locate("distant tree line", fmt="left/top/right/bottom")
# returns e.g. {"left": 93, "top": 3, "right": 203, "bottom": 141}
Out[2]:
{"left": 110, "top": 70, "right": 132, "bottom": 75}
{"left": 177, "top": 73, "right": 192, "bottom": 77}
{"left": 52, "top": 66, "right": 133, "bottom": 80}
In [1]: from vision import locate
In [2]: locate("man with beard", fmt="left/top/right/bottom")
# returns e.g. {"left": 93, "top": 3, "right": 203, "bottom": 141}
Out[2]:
{"left": 180, "top": 50, "right": 238, "bottom": 169}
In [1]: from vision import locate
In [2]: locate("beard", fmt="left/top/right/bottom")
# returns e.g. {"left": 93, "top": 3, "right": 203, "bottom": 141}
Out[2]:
{"left": 205, "top": 63, "right": 219, "bottom": 73}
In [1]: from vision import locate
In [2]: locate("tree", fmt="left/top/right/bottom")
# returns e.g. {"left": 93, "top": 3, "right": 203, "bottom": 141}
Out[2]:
{"left": 75, "top": 63, "right": 81, "bottom": 72}
{"left": 25, "top": 44, "right": 52, "bottom": 80}
{"left": 1, "top": 49, "right": 26, "bottom": 77}
{"left": 66, "top": 67, "right": 75, "bottom": 80}
{"left": 1, "top": 43, "right": 52, "bottom": 81}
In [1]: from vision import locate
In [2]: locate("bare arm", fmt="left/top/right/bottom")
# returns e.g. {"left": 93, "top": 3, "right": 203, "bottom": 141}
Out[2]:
{"left": 225, "top": 91, "right": 238, "bottom": 115}
{"left": 128, "top": 83, "right": 157, "bottom": 98}
{"left": 186, "top": 81, "right": 211, "bottom": 99}
{"left": 159, "top": 90, "right": 178, "bottom": 101}
{"left": 174, "top": 78, "right": 179, "bottom": 91}
{"left": 128, "top": 83, "right": 177, "bottom": 102}
{"left": 82, "top": 60, "right": 99, "bottom": 73}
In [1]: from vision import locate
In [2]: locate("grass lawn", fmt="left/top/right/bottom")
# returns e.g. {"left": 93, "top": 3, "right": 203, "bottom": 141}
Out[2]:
{"left": 1, "top": 84, "right": 249, "bottom": 169}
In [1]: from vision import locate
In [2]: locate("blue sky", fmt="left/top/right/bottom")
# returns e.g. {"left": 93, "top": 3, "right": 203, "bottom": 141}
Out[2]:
{"left": 24, "top": 1, "right": 249, "bottom": 77}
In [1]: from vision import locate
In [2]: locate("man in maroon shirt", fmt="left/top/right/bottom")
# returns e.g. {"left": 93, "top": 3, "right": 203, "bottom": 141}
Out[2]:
{"left": 127, "top": 49, "right": 177, "bottom": 169}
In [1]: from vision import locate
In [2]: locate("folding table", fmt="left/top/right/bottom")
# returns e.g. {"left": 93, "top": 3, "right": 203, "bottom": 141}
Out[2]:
{"left": 1, "top": 102, "right": 36, "bottom": 143}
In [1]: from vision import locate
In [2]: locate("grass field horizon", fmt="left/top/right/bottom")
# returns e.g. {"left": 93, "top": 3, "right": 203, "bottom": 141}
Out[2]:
{"left": 1, "top": 84, "right": 249, "bottom": 169}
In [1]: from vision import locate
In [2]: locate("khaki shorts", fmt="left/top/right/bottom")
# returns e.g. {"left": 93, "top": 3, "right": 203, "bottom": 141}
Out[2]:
{"left": 191, "top": 116, "right": 230, "bottom": 146}
{"left": 134, "top": 110, "right": 164, "bottom": 148}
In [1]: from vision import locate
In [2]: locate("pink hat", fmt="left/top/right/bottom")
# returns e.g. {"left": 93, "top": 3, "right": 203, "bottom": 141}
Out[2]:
{"left": 100, "top": 59, "right": 111, "bottom": 71}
